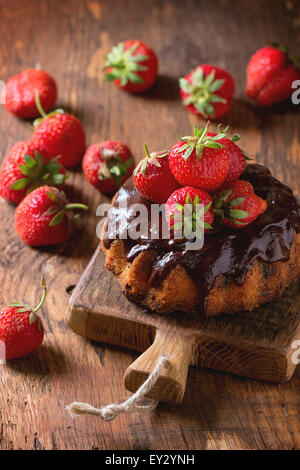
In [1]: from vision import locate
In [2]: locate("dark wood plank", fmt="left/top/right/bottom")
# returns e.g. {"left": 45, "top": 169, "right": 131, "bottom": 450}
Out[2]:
{"left": 0, "top": 0, "right": 299, "bottom": 450}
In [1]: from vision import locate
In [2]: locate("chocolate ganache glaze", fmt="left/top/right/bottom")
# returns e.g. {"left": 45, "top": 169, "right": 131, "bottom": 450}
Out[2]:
{"left": 103, "top": 164, "right": 300, "bottom": 310}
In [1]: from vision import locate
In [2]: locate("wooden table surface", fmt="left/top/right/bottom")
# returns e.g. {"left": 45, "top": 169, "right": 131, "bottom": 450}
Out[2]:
{"left": 0, "top": 0, "right": 300, "bottom": 450}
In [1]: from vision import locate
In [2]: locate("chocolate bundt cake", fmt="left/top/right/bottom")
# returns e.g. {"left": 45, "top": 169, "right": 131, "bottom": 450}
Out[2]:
{"left": 101, "top": 164, "right": 300, "bottom": 317}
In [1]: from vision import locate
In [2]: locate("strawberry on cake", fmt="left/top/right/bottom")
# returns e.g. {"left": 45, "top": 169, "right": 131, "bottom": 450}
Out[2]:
{"left": 101, "top": 123, "right": 300, "bottom": 316}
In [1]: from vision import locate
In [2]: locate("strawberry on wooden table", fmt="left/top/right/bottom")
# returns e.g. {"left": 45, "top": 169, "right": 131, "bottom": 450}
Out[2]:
{"left": 31, "top": 94, "right": 86, "bottom": 168}
{"left": 213, "top": 179, "right": 267, "bottom": 229}
{"left": 0, "top": 141, "right": 66, "bottom": 204}
{"left": 103, "top": 40, "right": 158, "bottom": 93}
{"left": 15, "top": 186, "right": 88, "bottom": 246}
{"left": 4, "top": 69, "right": 57, "bottom": 119}
{"left": 169, "top": 123, "right": 230, "bottom": 192}
{"left": 165, "top": 186, "right": 214, "bottom": 238}
{"left": 246, "top": 45, "right": 300, "bottom": 106}
{"left": 0, "top": 277, "right": 46, "bottom": 360}
{"left": 133, "top": 144, "right": 179, "bottom": 203}
{"left": 179, "top": 65, "right": 235, "bottom": 119}
{"left": 82, "top": 141, "right": 134, "bottom": 195}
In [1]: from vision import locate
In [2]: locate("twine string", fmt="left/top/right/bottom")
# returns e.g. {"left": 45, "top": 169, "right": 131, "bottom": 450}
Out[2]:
{"left": 66, "top": 355, "right": 169, "bottom": 421}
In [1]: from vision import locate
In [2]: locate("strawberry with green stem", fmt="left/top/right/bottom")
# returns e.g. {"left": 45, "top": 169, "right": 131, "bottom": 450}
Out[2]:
{"left": 134, "top": 144, "right": 179, "bottom": 203}
{"left": 213, "top": 180, "right": 267, "bottom": 229}
{"left": 179, "top": 65, "right": 235, "bottom": 119}
{"left": 31, "top": 92, "right": 86, "bottom": 168}
{"left": 15, "top": 186, "right": 88, "bottom": 246}
{"left": 0, "top": 140, "right": 66, "bottom": 204}
{"left": 169, "top": 122, "right": 230, "bottom": 192}
{"left": 165, "top": 186, "right": 214, "bottom": 239}
{"left": 0, "top": 277, "right": 47, "bottom": 360}
{"left": 103, "top": 40, "right": 158, "bottom": 93}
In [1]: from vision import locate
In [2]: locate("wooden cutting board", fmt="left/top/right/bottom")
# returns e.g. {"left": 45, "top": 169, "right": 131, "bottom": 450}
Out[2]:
{"left": 67, "top": 247, "right": 300, "bottom": 404}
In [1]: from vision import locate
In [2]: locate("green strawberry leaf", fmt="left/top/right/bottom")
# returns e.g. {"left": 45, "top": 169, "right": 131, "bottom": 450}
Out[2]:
{"left": 209, "top": 78, "right": 225, "bottom": 92}
{"left": 49, "top": 209, "right": 65, "bottom": 226}
{"left": 185, "top": 192, "right": 192, "bottom": 204}
{"left": 131, "top": 54, "right": 149, "bottom": 62}
{"left": 229, "top": 197, "right": 246, "bottom": 207}
{"left": 103, "top": 41, "right": 148, "bottom": 86}
{"left": 11, "top": 178, "right": 28, "bottom": 190}
{"left": 34, "top": 150, "right": 44, "bottom": 169}
{"left": 230, "top": 209, "right": 249, "bottom": 219}
{"left": 51, "top": 173, "right": 65, "bottom": 185}
{"left": 103, "top": 71, "right": 120, "bottom": 82}
{"left": 204, "top": 201, "right": 212, "bottom": 212}
{"left": 19, "top": 163, "right": 32, "bottom": 176}
{"left": 231, "top": 134, "right": 241, "bottom": 143}
{"left": 45, "top": 206, "right": 58, "bottom": 216}
{"left": 46, "top": 190, "right": 58, "bottom": 203}
{"left": 127, "top": 72, "right": 144, "bottom": 84}
{"left": 29, "top": 311, "right": 37, "bottom": 324}
{"left": 24, "top": 154, "right": 36, "bottom": 168}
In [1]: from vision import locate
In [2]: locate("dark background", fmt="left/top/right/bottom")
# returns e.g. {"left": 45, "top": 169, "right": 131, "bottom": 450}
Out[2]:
{"left": 0, "top": 0, "right": 299, "bottom": 450}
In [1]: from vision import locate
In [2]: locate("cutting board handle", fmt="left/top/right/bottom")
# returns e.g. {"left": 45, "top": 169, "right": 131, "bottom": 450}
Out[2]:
{"left": 124, "top": 329, "right": 193, "bottom": 404}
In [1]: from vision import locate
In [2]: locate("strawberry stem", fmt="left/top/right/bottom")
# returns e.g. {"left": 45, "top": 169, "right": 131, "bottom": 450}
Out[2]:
{"left": 35, "top": 91, "right": 47, "bottom": 118}
{"left": 64, "top": 203, "right": 89, "bottom": 211}
{"left": 32, "top": 277, "right": 47, "bottom": 313}
{"left": 197, "top": 120, "right": 210, "bottom": 144}
{"left": 143, "top": 143, "right": 151, "bottom": 160}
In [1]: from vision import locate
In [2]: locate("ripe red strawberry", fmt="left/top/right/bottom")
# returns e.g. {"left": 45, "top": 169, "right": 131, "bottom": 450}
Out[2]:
{"left": 15, "top": 186, "right": 88, "bottom": 246}
{"left": 4, "top": 69, "right": 57, "bottom": 119}
{"left": 133, "top": 145, "right": 179, "bottom": 203}
{"left": 103, "top": 40, "right": 158, "bottom": 93}
{"left": 246, "top": 45, "right": 300, "bottom": 106}
{"left": 165, "top": 187, "right": 214, "bottom": 238}
{"left": 207, "top": 130, "right": 246, "bottom": 183}
{"left": 82, "top": 141, "right": 134, "bottom": 195}
{"left": 31, "top": 95, "right": 86, "bottom": 168}
{"left": 179, "top": 65, "right": 235, "bottom": 119}
{"left": 213, "top": 179, "right": 267, "bottom": 229}
{"left": 0, "top": 141, "right": 66, "bottom": 204}
{"left": 169, "top": 123, "right": 230, "bottom": 192}
{"left": 0, "top": 277, "right": 46, "bottom": 360}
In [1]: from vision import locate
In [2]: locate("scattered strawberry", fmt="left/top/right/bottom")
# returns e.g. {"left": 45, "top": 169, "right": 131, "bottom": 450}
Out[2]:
{"left": 169, "top": 123, "right": 230, "bottom": 192}
{"left": 165, "top": 187, "right": 214, "bottom": 238}
{"left": 15, "top": 186, "right": 88, "bottom": 246}
{"left": 103, "top": 40, "right": 158, "bottom": 93}
{"left": 4, "top": 69, "right": 57, "bottom": 119}
{"left": 0, "top": 277, "right": 46, "bottom": 360}
{"left": 134, "top": 144, "right": 179, "bottom": 203}
{"left": 207, "top": 130, "right": 246, "bottom": 183}
{"left": 179, "top": 65, "right": 235, "bottom": 119}
{"left": 31, "top": 94, "right": 86, "bottom": 168}
{"left": 82, "top": 141, "right": 134, "bottom": 195}
{"left": 213, "top": 179, "right": 267, "bottom": 229}
{"left": 0, "top": 141, "right": 66, "bottom": 204}
{"left": 246, "top": 45, "right": 300, "bottom": 106}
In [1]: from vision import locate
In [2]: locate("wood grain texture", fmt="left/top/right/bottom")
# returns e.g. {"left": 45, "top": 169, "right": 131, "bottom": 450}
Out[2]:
{"left": 0, "top": 0, "right": 300, "bottom": 450}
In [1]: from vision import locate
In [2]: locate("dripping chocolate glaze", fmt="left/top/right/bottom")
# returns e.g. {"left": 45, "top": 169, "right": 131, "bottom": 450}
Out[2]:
{"left": 103, "top": 164, "right": 300, "bottom": 311}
